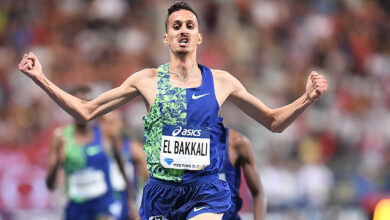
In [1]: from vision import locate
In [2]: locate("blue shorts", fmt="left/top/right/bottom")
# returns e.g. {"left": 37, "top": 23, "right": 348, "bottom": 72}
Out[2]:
{"left": 222, "top": 209, "right": 241, "bottom": 220}
{"left": 139, "top": 174, "right": 231, "bottom": 220}
{"left": 222, "top": 199, "right": 243, "bottom": 220}
{"left": 65, "top": 194, "right": 117, "bottom": 220}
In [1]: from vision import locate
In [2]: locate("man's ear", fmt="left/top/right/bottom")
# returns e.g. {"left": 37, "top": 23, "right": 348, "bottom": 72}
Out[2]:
{"left": 197, "top": 33, "right": 203, "bottom": 45}
{"left": 163, "top": 34, "right": 169, "bottom": 45}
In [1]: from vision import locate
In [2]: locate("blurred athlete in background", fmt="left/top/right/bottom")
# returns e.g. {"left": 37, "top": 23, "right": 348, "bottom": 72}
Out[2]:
{"left": 220, "top": 128, "right": 266, "bottom": 220}
{"left": 100, "top": 110, "right": 148, "bottom": 220}
{"left": 45, "top": 86, "right": 131, "bottom": 220}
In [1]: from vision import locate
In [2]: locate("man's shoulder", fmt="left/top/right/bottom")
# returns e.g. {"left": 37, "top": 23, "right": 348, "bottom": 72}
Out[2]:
{"left": 210, "top": 68, "right": 230, "bottom": 75}
{"left": 210, "top": 68, "right": 233, "bottom": 82}
{"left": 128, "top": 68, "right": 158, "bottom": 81}
{"left": 136, "top": 68, "right": 158, "bottom": 76}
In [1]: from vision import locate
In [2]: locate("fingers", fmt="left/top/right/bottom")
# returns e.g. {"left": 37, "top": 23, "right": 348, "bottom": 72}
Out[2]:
{"left": 18, "top": 55, "right": 30, "bottom": 71}
{"left": 27, "top": 52, "right": 37, "bottom": 62}
{"left": 309, "top": 71, "right": 320, "bottom": 81}
{"left": 27, "top": 52, "right": 36, "bottom": 67}
{"left": 19, "top": 54, "right": 28, "bottom": 65}
{"left": 315, "top": 88, "right": 323, "bottom": 96}
{"left": 309, "top": 71, "right": 328, "bottom": 96}
{"left": 19, "top": 53, "right": 35, "bottom": 72}
{"left": 314, "top": 82, "right": 327, "bottom": 95}
{"left": 310, "top": 71, "right": 327, "bottom": 84}
{"left": 21, "top": 62, "right": 32, "bottom": 71}
{"left": 310, "top": 71, "right": 318, "bottom": 77}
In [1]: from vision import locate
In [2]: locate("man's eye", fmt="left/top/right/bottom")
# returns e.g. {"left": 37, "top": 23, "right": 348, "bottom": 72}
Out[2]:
{"left": 173, "top": 25, "right": 180, "bottom": 30}
{"left": 187, "top": 24, "right": 194, "bottom": 29}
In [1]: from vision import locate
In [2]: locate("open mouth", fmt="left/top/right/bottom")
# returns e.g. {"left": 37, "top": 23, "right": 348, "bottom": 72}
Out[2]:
{"left": 178, "top": 37, "right": 189, "bottom": 46}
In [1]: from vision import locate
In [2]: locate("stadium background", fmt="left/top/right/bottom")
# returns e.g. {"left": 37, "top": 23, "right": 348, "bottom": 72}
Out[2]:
{"left": 0, "top": 0, "right": 389, "bottom": 219}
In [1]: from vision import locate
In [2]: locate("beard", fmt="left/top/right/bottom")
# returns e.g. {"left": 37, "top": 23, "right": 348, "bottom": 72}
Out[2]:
{"left": 173, "top": 46, "right": 192, "bottom": 56}
{"left": 176, "top": 50, "right": 189, "bottom": 56}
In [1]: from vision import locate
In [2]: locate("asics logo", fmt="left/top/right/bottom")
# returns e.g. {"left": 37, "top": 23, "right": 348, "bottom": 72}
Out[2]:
{"left": 172, "top": 126, "right": 182, "bottom": 136}
{"left": 172, "top": 126, "right": 201, "bottom": 137}
{"left": 192, "top": 93, "right": 210, "bottom": 100}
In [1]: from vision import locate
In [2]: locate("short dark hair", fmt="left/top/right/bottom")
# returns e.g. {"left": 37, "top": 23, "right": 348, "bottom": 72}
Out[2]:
{"left": 165, "top": 1, "right": 199, "bottom": 33}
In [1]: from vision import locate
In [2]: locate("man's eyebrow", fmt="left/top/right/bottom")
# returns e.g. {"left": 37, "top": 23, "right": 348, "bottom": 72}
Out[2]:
{"left": 172, "top": 19, "right": 196, "bottom": 23}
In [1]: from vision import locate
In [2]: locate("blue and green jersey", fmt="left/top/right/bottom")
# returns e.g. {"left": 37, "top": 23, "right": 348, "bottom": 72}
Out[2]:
{"left": 142, "top": 63, "right": 227, "bottom": 182}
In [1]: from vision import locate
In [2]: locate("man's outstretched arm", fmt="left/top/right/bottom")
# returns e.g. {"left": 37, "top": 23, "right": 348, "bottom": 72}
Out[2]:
{"left": 18, "top": 52, "right": 144, "bottom": 122}
{"left": 217, "top": 70, "right": 327, "bottom": 133}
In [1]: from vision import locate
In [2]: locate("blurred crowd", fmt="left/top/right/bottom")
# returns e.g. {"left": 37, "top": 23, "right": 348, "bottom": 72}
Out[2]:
{"left": 0, "top": 0, "right": 390, "bottom": 219}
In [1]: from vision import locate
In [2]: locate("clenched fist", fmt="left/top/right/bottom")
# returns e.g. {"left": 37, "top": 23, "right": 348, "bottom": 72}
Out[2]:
{"left": 18, "top": 52, "right": 43, "bottom": 81}
{"left": 306, "top": 71, "right": 327, "bottom": 102}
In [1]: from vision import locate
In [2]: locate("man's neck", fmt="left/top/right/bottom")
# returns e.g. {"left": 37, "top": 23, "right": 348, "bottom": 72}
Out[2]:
{"left": 169, "top": 51, "right": 198, "bottom": 76}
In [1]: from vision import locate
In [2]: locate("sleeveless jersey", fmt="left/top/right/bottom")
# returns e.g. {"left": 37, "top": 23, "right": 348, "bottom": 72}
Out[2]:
{"left": 142, "top": 63, "right": 226, "bottom": 182}
{"left": 63, "top": 124, "right": 113, "bottom": 203}
{"left": 221, "top": 128, "right": 243, "bottom": 219}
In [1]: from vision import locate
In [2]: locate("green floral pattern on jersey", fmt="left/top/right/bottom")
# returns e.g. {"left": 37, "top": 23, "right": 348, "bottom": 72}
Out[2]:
{"left": 62, "top": 125, "right": 87, "bottom": 200}
{"left": 63, "top": 125, "right": 87, "bottom": 174}
{"left": 142, "top": 63, "right": 187, "bottom": 182}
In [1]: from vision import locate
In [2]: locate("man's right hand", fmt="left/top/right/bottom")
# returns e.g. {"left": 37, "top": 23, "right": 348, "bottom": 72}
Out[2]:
{"left": 18, "top": 52, "right": 43, "bottom": 81}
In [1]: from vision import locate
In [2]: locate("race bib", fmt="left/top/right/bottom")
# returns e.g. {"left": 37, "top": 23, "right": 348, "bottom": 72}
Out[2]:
{"left": 160, "top": 125, "right": 210, "bottom": 170}
{"left": 68, "top": 168, "right": 107, "bottom": 200}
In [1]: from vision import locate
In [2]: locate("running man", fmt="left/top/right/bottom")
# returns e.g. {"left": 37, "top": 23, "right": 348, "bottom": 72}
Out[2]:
{"left": 100, "top": 110, "right": 148, "bottom": 220}
{"left": 20, "top": 2, "right": 327, "bottom": 219}
{"left": 220, "top": 128, "right": 266, "bottom": 220}
{"left": 45, "top": 86, "right": 129, "bottom": 220}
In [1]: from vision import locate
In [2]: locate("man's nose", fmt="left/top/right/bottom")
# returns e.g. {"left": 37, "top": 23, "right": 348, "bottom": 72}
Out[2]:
{"left": 180, "top": 31, "right": 189, "bottom": 37}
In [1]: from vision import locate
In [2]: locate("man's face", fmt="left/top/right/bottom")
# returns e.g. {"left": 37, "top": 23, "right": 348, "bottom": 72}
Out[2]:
{"left": 164, "top": 9, "right": 202, "bottom": 55}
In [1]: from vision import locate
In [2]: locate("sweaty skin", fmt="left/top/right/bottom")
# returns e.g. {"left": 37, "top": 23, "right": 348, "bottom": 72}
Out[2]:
{"left": 20, "top": 8, "right": 327, "bottom": 220}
